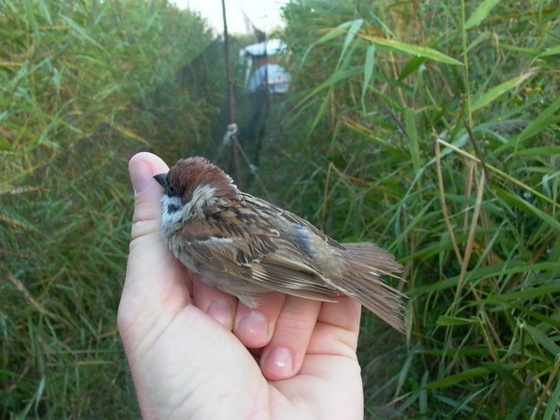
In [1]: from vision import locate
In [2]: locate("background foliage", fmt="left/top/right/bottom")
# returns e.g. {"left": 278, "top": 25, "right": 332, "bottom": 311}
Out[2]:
{"left": 0, "top": 0, "right": 215, "bottom": 417}
{"left": 278, "top": 0, "right": 559, "bottom": 418}
{"left": 1, "top": 0, "right": 559, "bottom": 418}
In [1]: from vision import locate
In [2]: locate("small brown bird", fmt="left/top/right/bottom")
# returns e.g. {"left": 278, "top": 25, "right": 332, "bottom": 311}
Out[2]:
{"left": 154, "top": 157, "right": 406, "bottom": 331}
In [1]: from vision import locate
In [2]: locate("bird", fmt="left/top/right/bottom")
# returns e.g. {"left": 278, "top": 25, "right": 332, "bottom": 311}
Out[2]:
{"left": 153, "top": 156, "right": 406, "bottom": 331}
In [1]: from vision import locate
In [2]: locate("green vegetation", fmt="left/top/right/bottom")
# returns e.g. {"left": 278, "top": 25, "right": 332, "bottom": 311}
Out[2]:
{"left": 1, "top": 0, "right": 558, "bottom": 418}
{"left": 0, "top": 0, "right": 214, "bottom": 417}
{"left": 277, "top": 0, "right": 559, "bottom": 418}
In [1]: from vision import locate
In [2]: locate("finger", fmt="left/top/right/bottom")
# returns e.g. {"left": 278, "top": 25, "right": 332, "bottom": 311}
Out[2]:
{"left": 233, "top": 292, "right": 287, "bottom": 348}
{"left": 118, "top": 152, "right": 192, "bottom": 341}
{"left": 192, "top": 278, "right": 238, "bottom": 330}
{"left": 259, "top": 296, "right": 321, "bottom": 381}
{"left": 307, "top": 297, "right": 362, "bottom": 358}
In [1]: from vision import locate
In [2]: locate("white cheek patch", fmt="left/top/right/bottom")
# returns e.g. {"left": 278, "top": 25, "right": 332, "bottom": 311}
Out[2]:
{"left": 161, "top": 184, "right": 222, "bottom": 237}
{"left": 161, "top": 195, "right": 184, "bottom": 226}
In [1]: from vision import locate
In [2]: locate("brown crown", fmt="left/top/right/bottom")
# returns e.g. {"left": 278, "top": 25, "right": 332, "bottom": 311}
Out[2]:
{"left": 167, "top": 157, "right": 240, "bottom": 202}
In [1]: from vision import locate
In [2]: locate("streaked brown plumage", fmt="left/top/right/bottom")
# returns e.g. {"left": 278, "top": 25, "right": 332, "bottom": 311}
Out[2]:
{"left": 154, "top": 157, "right": 406, "bottom": 332}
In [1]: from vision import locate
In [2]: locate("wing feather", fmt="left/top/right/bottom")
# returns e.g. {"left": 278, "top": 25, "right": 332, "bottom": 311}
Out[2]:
{"left": 179, "top": 193, "right": 340, "bottom": 299}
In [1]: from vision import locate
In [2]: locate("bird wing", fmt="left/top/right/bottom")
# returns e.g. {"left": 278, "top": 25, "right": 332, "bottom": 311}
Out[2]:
{"left": 180, "top": 194, "right": 339, "bottom": 300}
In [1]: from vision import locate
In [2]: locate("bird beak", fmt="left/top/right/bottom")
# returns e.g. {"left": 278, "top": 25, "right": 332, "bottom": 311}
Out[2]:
{"left": 153, "top": 173, "right": 168, "bottom": 189}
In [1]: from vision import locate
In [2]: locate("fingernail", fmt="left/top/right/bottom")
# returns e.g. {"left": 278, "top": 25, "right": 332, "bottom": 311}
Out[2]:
{"left": 207, "top": 299, "right": 233, "bottom": 328}
{"left": 236, "top": 311, "right": 269, "bottom": 342}
{"left": 265, "top": 347, "right": 293, "bottom": 375}
{"left": 130, "top": 160, "right": 153, "bottom": 196}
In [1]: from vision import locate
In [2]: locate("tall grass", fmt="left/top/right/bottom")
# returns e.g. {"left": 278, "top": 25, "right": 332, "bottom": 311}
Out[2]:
{"left": 279, "top": 0, "right": 559, "bottom": 417}
{"left": 0, "top": 0, "right": 214, "bottom": 416}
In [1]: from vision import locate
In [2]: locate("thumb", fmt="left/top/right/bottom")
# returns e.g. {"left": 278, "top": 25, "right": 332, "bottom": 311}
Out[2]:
{"left": 129, "top": 152, "right": 169, "bottom": 234}
{"left": 119, "top": 153, "right": 192, "bottom": 340}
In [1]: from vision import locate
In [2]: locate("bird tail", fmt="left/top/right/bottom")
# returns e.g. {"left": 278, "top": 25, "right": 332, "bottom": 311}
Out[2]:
{"left": 337, "top": 243, "right": 406, "bottom": 332}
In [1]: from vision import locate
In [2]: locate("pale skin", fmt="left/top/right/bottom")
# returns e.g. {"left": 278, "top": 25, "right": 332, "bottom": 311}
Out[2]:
{"left": 118, "top": 152, "right": 364, "bottom": 419}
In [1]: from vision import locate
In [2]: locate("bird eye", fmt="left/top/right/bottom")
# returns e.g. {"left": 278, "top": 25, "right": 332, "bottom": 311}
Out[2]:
{"left": 167, "top": 183, "right": 179, "bottom": 197}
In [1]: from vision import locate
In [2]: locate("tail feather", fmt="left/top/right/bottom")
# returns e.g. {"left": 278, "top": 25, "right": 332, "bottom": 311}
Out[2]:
{"left": 337, "top": 243, "right": 406, "bottom": 332}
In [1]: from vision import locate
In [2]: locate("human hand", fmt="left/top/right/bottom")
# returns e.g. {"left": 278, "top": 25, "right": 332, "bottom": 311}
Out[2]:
{"left": 118, "top": 152, "right": 364, "bottom": 419}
